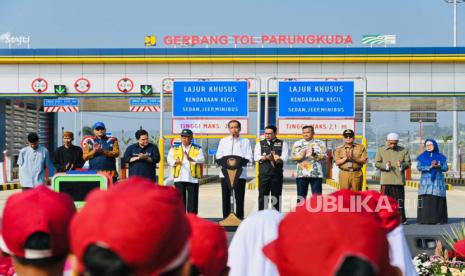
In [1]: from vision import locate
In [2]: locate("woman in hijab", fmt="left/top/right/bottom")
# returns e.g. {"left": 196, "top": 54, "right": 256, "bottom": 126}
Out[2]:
{"left": 416, "top": 139, "right": 448, "bottom": 224}
{"left": 228, "top": 210, "right": 283, "bottom": 276}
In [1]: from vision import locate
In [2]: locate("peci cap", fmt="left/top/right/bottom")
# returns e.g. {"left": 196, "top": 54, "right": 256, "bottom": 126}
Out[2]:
{"left": 180, "top": 129, "right": 193, "bottom": 137}
{"left": 387, "top": 133, "right": 399, "bottom": 141}
{"left": 70, "top": 177, "right": 191, "bottom": 275}
{"left": 0, "top": 185, "right": 76, "bottom": 259}
{"left": 342, "top": 129, "right": 355, "bottom": 137}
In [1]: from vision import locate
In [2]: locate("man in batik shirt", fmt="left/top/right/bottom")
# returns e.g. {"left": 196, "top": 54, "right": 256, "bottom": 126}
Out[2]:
{"left": 291, "top": 125, "right": 326, "bottom": 203}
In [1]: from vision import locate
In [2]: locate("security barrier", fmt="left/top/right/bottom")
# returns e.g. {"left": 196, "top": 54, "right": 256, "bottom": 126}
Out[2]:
{"left": 405, "top": 180, "right": 453, "bottom": 191}
{"left": 445, "top": 178, "right": 465, "bottom": 185}
{"left": 324, "top": 179, "right": 340, "bottom": 190}
{"left": 0, "top": 183, "right": 20, "bottom": 190}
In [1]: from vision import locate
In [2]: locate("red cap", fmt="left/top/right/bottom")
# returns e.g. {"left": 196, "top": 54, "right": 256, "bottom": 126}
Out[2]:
{"left": 363, "top": 190, "right": 400, "bottom": 232}
{"left": 187, "top": 214, "right": 228, "bottom": 276}
{"left": 70, "top": 177, "right": 191, "bottom": 276}
{"left": 330, "top": 189, "right": 401, "bottom": 232}
{"left": 263, "top": 195, "right": 396, "bottom": 276}
{"left": 1, "top": 185, "right": 76, "bottom": 259}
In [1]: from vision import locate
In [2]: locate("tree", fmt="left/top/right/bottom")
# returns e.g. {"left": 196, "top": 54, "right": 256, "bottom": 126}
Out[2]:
{"left": 150, "top": 133, "right": 160, "bottom": 145}
{"left": 440, "top": 135, "right": 453, "bottom": 154}
{"left": 120, "top": 129, "right": 133, "bottom": 157}
{"left": 422, "top": 123, "right": 452, "bottom": 141}
{"left": 82, "top": 126, "right": 93, "bottom": 136}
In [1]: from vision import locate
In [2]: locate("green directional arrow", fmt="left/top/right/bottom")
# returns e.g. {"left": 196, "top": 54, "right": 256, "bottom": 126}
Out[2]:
{"left": 140, "top": 85, "right": 153, "bottom": 95}
{"left": 54, "top": 85, "right": 67, "bottom": 95}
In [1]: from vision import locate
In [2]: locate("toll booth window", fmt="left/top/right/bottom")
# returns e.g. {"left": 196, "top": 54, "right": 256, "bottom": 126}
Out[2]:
{"left": 58, "top": 181, "right": 101, "bottom": 201}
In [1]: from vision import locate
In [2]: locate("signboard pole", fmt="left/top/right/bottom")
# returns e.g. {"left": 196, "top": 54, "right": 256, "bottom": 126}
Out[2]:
{"left": 74, "top": 113, "right": 77, "bottom": 140}
{"left": 265, "top": 77, "right": 273, "bottom": 126}
{"left": 362, "top": 77, "right": 367, "bottom": 139}
{"left": 256, "top": 79, "right": 261, "bottom": 139}
{"left": 80, "top": 112, "right": 83, "bottom": 143}
{"left": 159, "top": 81, "right": 165, "bottom": 185}
{"left": 254, "top": 79, "right": 262, "bottom": 190}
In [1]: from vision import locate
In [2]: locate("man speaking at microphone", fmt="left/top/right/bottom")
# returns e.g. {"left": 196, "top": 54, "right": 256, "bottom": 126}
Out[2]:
{"left": 216, "top": 120, "right": 253, "bottom": 220}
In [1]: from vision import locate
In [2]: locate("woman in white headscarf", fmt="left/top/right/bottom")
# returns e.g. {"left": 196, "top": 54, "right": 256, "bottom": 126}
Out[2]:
{"left": 228, "top": 210, "right": 283, "bottom": 276}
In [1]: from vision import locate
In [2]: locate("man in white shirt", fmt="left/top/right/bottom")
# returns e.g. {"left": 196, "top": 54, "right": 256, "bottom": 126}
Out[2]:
{"left": 254, "top": 125, "right": 288, "bottom": 211}
{"left": 18, "top": 132, "right": 50, "bottom": 190}
{"left": 216, "top": 120, "right": 253, "bottom": 219}
{"left": 167, "top": 129, "right": 205, "bottom": 214}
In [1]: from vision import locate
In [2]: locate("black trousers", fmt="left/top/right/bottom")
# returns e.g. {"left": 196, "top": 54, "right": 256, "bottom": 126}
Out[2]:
{"left": 258, "top": 174, "right": 283, "bottom": 211}
{"left": 174, "top": 181, "right": 199, "bottom": 214}
{"left": 221, "top": 178, "right": 246, "bottom": 219}
{"left": 296, "top": 177, "right": 323, "bottom": 204}
{"left": 381, "top": 184, "right": 406, "bottom": 223}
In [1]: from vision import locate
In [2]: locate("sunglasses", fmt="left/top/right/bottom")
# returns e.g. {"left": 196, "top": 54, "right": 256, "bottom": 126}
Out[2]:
{"left": 95, "top": 127, "right": 105, "bottom": 131}
{"left": 343, "top": 135, "right": 354, "bottom": 138}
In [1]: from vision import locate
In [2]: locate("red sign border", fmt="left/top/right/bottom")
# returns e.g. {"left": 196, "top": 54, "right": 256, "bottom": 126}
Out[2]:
{"left": 80, "top": 135, "right": 94, "bottom": 148}
{"left": 74, "top": 77, "right": 91, "bottom": 93}
{"left": 277, "top": 118, "right": 356, "bottom": 135}
{"left": 171, "top": 118, "right": 250, "bottom": 135}
{"left": 117, "top": 78, "right": 134, "bottom": 93}
{"left": 31, "top": 78, "right": 48, "bottom": 93}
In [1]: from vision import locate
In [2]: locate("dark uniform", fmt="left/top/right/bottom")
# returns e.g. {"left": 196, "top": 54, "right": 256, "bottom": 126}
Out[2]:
{"left": 123, "top": 143, "right": 160, "bottom": 181}
{"left": 334, "top": 130, "right": 367, "bottom": 191}
{"left": 53, "top": 145, "right": 84, "bottom": 173}
{"left": 256, "top": 139, "right": 287, "bottom": 211}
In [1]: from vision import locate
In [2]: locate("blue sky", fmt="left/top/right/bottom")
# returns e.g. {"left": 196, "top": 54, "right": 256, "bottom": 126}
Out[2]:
{"left": 0, "top": 0, "right": 464, "bottom": 48}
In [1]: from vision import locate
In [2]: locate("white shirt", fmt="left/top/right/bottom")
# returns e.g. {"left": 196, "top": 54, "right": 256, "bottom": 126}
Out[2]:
{"left": 254, "top": 139, "right": 289, "bottom": 163}
{"left": 387, "top": 225, "right": 418, "bottom": 276}
{"left": 216, "top": 136, "right": 253, "bottom": 179}
{"left": 228, "top": 210, "right": 283, "bottom": 276}
{"left": 167, "top": 143, "right": 205, "bottom": 184}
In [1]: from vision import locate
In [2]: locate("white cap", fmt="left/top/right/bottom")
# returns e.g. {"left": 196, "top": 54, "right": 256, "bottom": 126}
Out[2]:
{"left": 386, "top": 133, "right": 399, "bottom": 141}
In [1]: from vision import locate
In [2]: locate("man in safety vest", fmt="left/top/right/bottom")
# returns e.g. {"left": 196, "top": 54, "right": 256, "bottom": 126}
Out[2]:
{"left": 83, "top": 122, "right": 120, "bottom": 183}
{"left": 167, "top": 129, "right": 205, "bottom": 214}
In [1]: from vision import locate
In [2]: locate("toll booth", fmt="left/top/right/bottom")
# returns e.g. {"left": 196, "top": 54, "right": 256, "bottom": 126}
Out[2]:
{"left": 0, "top": 99, "right": 56, "bottom": 181}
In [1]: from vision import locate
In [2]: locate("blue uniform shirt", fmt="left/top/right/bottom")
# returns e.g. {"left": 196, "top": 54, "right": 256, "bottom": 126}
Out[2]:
{"left": 17, "top": 145, "right": 50, "bottom": 188}
{"left": 123, "top": 143, "right": 160, "bottom": 181}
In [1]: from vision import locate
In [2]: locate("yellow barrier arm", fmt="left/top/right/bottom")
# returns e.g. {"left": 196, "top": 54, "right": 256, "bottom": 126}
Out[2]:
{"left": 362, "top": 137, "right": 367, "bottom": 191}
